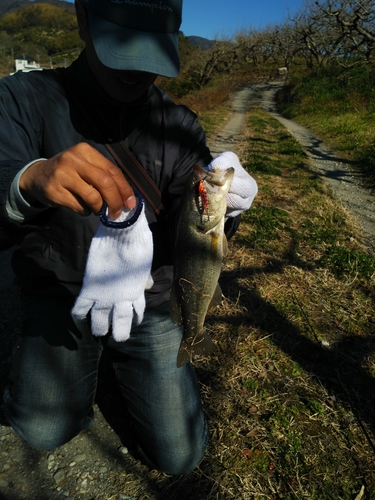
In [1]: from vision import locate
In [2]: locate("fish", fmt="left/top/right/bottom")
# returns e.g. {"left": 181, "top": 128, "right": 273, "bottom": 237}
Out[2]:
{"left": 170, "top": 164, "right": 235, "bottom": 367}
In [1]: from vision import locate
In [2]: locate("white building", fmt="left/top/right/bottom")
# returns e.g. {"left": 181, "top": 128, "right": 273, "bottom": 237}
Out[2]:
{"left": 11, "top": 56, "right": 45, "bottom": 75}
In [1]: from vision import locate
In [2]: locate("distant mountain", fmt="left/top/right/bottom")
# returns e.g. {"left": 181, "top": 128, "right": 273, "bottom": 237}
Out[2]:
{"left": 0, "top": 0, "right": 25, "bottom": 15}
{"left": 187, "top": 36, "right": 214, "bottom": 50}
{"left": 0, "top": 0, "right": 74, "bottom": 16}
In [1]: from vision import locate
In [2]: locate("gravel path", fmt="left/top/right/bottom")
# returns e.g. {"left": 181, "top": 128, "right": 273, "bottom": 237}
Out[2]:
{"left": 208, "top": 86, "right": 259, "bottom": 156}
{"left": 261, "top": 81, "right": 375, "bottom": 253}
{"left": 1, "top": 81, "right": 374, "bottom": 500}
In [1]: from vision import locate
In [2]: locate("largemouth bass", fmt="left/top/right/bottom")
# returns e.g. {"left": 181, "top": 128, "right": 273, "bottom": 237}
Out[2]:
{"left": 170, "top": 164, "right": 234, "bottom": 367}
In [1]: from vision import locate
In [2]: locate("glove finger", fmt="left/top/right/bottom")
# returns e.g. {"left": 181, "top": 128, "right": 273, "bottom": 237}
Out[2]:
{"left": 71, "top": 298, "right": 93, "bottom": 321}
{"left": 90, "top": 303, "right": 112, "bottom": 337}
{"left": 208, "top": 152, "right": 239, "bottom": 172}
{"left": 145, "top": 274, "right": 154, "bottom": 290}
{"left": 132, "top": 295, "right": 146, "bottom": 326}
{"left": 226, "top": 191, "right": 252, "bottom": 211}
{"left": 111, "top": 302, "right": 133, "bottom": 342}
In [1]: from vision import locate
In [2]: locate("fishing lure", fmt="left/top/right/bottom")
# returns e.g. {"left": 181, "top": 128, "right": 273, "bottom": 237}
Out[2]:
{"left": 197, "top": 179, "right": 209, "bottom": 218}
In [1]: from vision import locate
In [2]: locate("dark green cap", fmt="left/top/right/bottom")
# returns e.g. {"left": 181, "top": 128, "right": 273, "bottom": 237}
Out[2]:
{"left": 80, "top": 0, "right": 182, "bottom": 77}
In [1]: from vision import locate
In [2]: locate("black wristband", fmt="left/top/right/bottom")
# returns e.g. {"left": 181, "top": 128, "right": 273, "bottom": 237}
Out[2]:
{"left": 99, "top": 191, "right": 144, "bottom": 229}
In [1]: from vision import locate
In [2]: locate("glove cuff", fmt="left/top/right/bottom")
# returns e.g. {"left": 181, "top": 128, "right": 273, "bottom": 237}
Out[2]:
{"left": 100, "top": 191, "right": 144, "bottom": 229}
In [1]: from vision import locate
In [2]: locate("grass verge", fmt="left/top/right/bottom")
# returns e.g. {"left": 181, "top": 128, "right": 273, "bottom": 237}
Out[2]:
{"left": 277, "top": 65, "right": 375, "bottom": 187}
{"left": 158, "top": 73, "right": 243, "bottom": 138}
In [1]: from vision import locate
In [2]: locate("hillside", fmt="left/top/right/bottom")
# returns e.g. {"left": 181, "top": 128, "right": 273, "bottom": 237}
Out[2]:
{"left": 0, "top": 0, "right": 74, "bottom": 16}
{"left": 187, "top": 35, "right": 214, "bottom": 50}
{"left": 0, "top": 1, "right": 82, "bottom": 75}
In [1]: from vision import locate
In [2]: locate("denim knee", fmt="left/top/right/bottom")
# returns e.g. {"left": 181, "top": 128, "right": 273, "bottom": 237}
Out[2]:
{"left": 3, "top": 294, "right": 101, "bottom": 450}
{"left": 137, "top": 411, "right": 210, "bottom": 475}
{"left": 157, "top": 439, "right": 208, "bottom": 475}
{"left": 110, "top": 302, "right": 210, "bottom": 475}
{"left": 3, "top": 388, "right": 94, "bottom": 450}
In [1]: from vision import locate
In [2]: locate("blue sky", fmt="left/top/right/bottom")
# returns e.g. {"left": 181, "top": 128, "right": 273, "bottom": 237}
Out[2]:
{"left": 65, "top": 0, "right": 305, "bottom": 40}
{"left": 180, "top": 0, "right": 304, "bottom": 39}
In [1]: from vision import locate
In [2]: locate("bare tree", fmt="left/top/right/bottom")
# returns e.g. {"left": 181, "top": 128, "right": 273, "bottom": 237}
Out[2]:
{"left": 185, "top": 39, "right": 241, "bottom": 88}
{"left": 235, "top": 29, "right": 274, "bottom": 67}
{"left": 291, "top": 2, "right": 341, "bottom": 68}
{"left": 173, "top": 0, "right": 374, "bottom": 92}
{"left": 268, "top": 23, "right": 301, "bottom": 69}
{"left": 291, "top": 0, "right": 375, "bottom": 68}
{"left": 315, "top": 0, "right": 375, "bottom": 65}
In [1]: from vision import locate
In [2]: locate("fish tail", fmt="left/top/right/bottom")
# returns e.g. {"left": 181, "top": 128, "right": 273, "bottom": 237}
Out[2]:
{"left": 176, "top": 333, "right": 216, "bottom": 367}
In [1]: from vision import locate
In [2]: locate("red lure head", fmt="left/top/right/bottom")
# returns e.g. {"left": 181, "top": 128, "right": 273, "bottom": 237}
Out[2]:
{"left": 197, "top": 179, "right": 209, "bottom": 217}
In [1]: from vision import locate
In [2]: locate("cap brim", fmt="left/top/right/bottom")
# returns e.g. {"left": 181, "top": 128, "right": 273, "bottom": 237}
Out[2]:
{"left": 87, "top": 10, "right": 180, "bottom": 77}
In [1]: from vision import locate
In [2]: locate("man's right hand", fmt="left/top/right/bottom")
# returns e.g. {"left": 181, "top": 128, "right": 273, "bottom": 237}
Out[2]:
{"left": 19, "top": 143, "right": 136, "bottom": 219}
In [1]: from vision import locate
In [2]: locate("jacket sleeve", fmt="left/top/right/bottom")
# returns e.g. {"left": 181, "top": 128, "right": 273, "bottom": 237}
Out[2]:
{"left": 0, "top": 75, "right": 44, "bottom": 248}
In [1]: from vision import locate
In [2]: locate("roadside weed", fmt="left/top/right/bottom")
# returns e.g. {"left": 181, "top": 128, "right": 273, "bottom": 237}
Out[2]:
{"left": 322, "top": 245, "right": 375, "bottom": 281}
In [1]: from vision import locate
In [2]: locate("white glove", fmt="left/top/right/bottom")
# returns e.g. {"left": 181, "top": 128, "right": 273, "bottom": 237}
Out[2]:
{"left": 207, "top": 152, "right": 258, "bottom": 217}
{"left": 71, "top": 193, "right": 153, "bottom": 342}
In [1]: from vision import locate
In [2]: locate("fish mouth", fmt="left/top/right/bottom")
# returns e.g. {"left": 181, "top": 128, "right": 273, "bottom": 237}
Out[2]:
{"left": 193, "top": 164, "right": 234, "bottom": 192}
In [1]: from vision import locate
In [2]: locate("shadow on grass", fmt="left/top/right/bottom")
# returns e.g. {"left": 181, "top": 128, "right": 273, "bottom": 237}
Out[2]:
{"left": 218, "top": 263, "right": 375, "bottom": 448}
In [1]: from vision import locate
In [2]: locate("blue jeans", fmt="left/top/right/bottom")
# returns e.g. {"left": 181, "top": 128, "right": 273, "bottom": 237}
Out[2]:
{"left": 3, "top": 294, "right": 209, "bottom": 475}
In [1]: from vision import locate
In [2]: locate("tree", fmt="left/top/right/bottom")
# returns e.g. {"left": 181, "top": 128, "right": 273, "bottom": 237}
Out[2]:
{"left": 291, "top": 3, "right": 339, "bottom": 68}
{"left": 186, "top": 39, "right": 242, "bottom": 88}
{"left": 290, "top": 0, "right": 375, "bottom": 69}
{"left": 315, "top": 0, "right": 375, "bottom": 65}
{"left": 268, "top": 24, "right": 301, "bottom": 68}
{"left": 0, "top": 3, "right": 81, "bottom": 62}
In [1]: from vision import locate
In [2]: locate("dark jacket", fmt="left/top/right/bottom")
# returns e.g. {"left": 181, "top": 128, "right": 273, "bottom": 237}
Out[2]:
{"left": 0, "top": 52, "right": 212, "bottom": 306}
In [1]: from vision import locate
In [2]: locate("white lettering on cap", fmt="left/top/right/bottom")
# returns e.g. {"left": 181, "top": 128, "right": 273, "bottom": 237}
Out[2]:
{"left": 111, "top": 0, "right": 173, "bottom": 13}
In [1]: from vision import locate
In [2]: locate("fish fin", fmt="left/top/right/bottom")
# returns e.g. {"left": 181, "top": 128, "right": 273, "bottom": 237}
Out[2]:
{"left": 208, "top": 283, "right": 223, "bottom": 312}
{"left": 177, "top": 332, "right": 216, "bottom": 368}
{"left": 222, "top": 233, "right": 228, "bottom": 258}
{"left": 176, "top": 340, "right": 192, "bottom": 367}
{"left": 169, "top": 285, "right": 182, "bottom": 325}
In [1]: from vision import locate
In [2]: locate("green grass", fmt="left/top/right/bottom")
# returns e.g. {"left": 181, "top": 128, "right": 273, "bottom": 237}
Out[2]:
{"left": 322, "top": 245, "right": 375, "bottom": 280}
{"left": 240, "top": 205, "right": 290, "bottom": 245}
